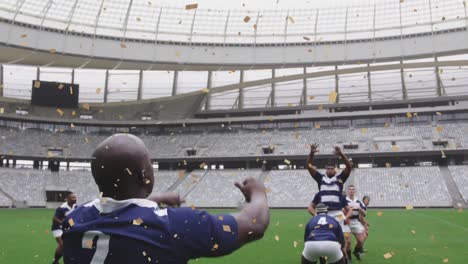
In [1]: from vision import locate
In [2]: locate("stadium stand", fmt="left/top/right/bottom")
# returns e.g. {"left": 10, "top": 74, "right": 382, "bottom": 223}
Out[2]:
{"left": 1, "top": 122, "right": 466, "bottom": 158}
{"left": 448, "top": 166, "right": 468, "bottom": 202}
{"left": 354, "top": 167, "right": 452, "bottom": 207}
{"left": 0, "top": 166, "right": 459, "bottom": 208}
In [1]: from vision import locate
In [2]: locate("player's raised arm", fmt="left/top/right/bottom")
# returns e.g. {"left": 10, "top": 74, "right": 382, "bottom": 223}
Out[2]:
{"left": 232, "top": 177, "right": 270, "bottom": 246}
{"left": 306, "top": 143, "right": 322, "bottom": 183}
{"left": 147, "top": 192, "right": 184, "bottom": 207}
{"left": 333, "top": 145, "right": 352, "bottom": 182}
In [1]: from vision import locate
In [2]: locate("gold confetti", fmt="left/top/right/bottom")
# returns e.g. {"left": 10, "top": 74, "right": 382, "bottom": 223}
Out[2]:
{"left": 49, "top": 48, "right": 57, "bottom": 54}
{"left": 274, "top": 235, "right": 280, "bottom": 241}
{"left": 201, "top": 88, "right": 209, "bottom": 93}
{"left": 56, "top": 108, "right": 64, "bottom": 116}
{"left": 252, "top": 218, "right": 257, "bottom": 224}
{"left": 318, "top": 104, "right": 323, "bottom": 111}
{"left": 212, "top": 243, "right": 219, "bottom": 250}
{"left": 287, "top": 16, "right": 295, "bottom": 24}
{"left": 136, "top": 17, "right": 141, "bottom": 22}
{"left": 284, "top": 159, "right": 291, "bottom": 165}
{"left": 293, "top": 241, "right": 298, "bottom": 248}
{"left": 84, "top": 239, "right": 93, "bottom": 249}
{"left": 69, "top": 86, "right": 73, "bottom": 95}
{"left": 436, "top": 126, "right": 443, "bottom": 133}
{"left": 243, "top": 16, "right": 251, "bottom": 23}
{"left": 307, "top": 48, "right": 312, "bottom": 53}
{"left": 436, "top": 112, "right": 442, "bottom": 115}
{"left": 96, "top": 88, "right": 102, "bottom": 94}
{"left": 377, "top": 211, "right": 383, "bottom": 217}
{"left": 70, "top": 123, "right": 75, "bottom": 128}
{"left": 58, "top": 83, "right": 64, "bottom": 90}
{"left": 392, "top": 145, "right": 399, "bottom": 151}
{"left": 199, "top": 162, "right": 206, "bottom": 169}
{"left": 185, "top": 3, "right": 198, "bottom": 10}
{"left": 34, "top": 81, "right": 41, "bottom": 88}
{"left": 125, "top": 168, "right": 132, "bottom": 175}
{"left": 132, "top": 218, "right": 144, "bottom": 225}
{"left": 329, "top": 91, "right": 338, "bottom": 103}
{"left": 191, "top": 204, "right": 196, "bottom": 210}
{"left": 71, "top": 111, "right": 76, "bottom": 116}
{"left": 84, "top": 137, "right": 89, "bottom": 143}
{"left": 222, "top": 225, "right": 231, "bottom": 232}
{"left": 384, "top": 122, "right": 390, "bottom": 128}
{"left": 68, "top": 218, "right": 75, "bottom": 227}
{"left": 218, "top": 216, "right": 224, "bottom": 221}
{"left": 175, "top": 51, "right": 181, "bottom": 57}
{"left": 82, "top": 103, "right": 90, "bottom": 110}
{"left": 383, "top": 252, "right": 393, "bottom": 259}
{"left": 406, "top": 205, "right": 414, "bottom": 210}
{"left": 178, "top": 170, "right": 185, "bottom": 179}
{"left": 0, "top": 108, "right": 4, "bottom": 114}
{"left": 411, "top": 230, "right": 416, "bottom": 235}
{"left": 120, "top": 42, "right": 126, "bottom": 48}
{"left": 20, "top": 34, "right": 27, "bottom": 38}
{"left": 385, "top": 162, "right": 392, "bottom": 168}
{"left": 315, "top": 123, "right": 321, "bottom": 129}
{"left": 265, "top": 188, "right": 271, "bottom": 193}
{"left": 406, "top": 112, "right": 412, "bottom": 118}
{"left": 361, "top": 128, "right": 368, "bottom": 134}
{"left": 443, "top": 258, "right": 449, "bottom": 263}
{"left": 309, "top": 96, "right": 315, "bottom": 100}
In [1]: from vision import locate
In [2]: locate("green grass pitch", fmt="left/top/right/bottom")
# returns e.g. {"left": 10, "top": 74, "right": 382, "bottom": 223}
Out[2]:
{"left": 0, "top": 209, "right": 466, "bottom": 263}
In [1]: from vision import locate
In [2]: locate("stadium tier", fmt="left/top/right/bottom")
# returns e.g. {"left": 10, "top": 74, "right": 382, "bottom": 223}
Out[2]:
{"left": 0, "top": 166, "right": 464, "bottom": 208}
{"left": 0, "top": 121, "right": 467, "bottom": 158}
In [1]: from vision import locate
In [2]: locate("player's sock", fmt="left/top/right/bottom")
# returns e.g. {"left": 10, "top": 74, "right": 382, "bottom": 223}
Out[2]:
{"left": 319, "top": 256, "right": 326, "bottom": 264}
{"left": 53, "top": 252, "right": 62, "bottom": 264}
{"left": 347, "top": 249, "right": 352, "bottom": 261}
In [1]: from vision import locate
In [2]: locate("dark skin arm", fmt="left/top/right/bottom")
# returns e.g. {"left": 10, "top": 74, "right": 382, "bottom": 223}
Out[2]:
{"left": 231, "top": 178, "right": 270, "bottom": 246}
{"left": 147, "top": 192, "right": 184, "bottom": 207}
{"left": 306, "top": 144, "right": 321, "bottom": 183}
{"left": 53, "top": 216, "right": 63, "bottom": 225}
{"left": 343, "top": 205, "right": 353, "bottom": 225}
{"left": 307, "top": 202, "right": 316, "bottom": 216}
{"left": 333, "top": 145, "right": 352, "bottom": 182}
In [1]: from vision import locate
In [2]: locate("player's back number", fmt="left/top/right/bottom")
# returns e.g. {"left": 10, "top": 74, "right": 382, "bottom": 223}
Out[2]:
{"left": 81, "top": 231, "right": 110, "bottom": 264}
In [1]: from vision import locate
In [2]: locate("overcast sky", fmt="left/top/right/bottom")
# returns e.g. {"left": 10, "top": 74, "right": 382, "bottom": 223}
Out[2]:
{"left": 155, "top": 0, "right": 383, "bottom": 10}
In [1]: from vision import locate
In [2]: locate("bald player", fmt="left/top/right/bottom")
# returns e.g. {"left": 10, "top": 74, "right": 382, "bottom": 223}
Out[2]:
{"left": 61, "top": 134, "right": 269, "bottom": 264}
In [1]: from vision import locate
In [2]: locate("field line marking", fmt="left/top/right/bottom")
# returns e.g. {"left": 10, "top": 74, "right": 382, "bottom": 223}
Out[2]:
{"left": 413, "top": 211, "right": 468, "bottom": 232}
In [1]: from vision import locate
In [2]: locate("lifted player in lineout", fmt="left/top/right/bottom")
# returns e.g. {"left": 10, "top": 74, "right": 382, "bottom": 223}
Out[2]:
{"left": 51, "top": 192, "right": 77, "bottom": 264}
{"left": 61, "top": 134, "right": 270, "bottom": 264}
{"left": 306, "top": 144, "right": 353, "bottom": 262}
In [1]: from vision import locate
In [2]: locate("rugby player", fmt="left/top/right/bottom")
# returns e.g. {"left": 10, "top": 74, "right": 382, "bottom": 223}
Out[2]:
{"left": 302, "top": 203, "right": 346, "bottom": 264}
{"left": 345, "top": 185, "right": 366, "bottom": 261}
{"left": 61, "top": 134, "right": 270, "bottom": 263}
{"left": 51, "top": 192, "right": 77, "bottom": 264}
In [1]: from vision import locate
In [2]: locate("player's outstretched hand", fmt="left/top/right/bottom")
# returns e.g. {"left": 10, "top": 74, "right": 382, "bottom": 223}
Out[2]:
{"left": 234, "top": 177, "right": 266, "bottom": 203}
{"left": 333, "top": 145, "right": 342, "bottom": 156}
{"left": 310, "top": 143, "right": 319, "bottom": 154}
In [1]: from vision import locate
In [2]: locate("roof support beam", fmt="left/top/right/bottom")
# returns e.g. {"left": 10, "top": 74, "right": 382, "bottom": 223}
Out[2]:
{"left": 137, "top": 70, "right": 143, "bottom": 100}
{"left": 335, "top": 65, "right": 339, "bottom": 103}
{"left": 172, "top": 70, "right": 179, "bottom": 96}
{"left": 271, "top": 69, "right": 276, "bottom": 107}
{"left": 400, "top": 60, "right": 408, "bottom": 100}
{"left": 238, "top": 70, "right": 244, "bottom": 109}
{"left": 0, "top": 64, "right": 4, "bottom": 97}
{"left": 205, "top": 71, "right": 213, "bottom": 110}
{"left": 103, "top": 70, "right": 109, "bottom": 103}
{"left": 302, "top": 67, "right": 307, "bottom": 106}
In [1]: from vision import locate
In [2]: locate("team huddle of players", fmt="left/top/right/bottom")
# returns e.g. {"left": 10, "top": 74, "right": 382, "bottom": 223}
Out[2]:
{"left": 304, "top": 144, "right": 370, "bottom": 264}
{"left": 50, "top": 134, "right": 368, "bottom": 264}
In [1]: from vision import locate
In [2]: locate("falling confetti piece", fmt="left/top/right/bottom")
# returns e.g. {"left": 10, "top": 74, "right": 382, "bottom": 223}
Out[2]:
{"left": 384, "top": 122, "right": 390, "bottom": 128}
{"left": 315, "top": 123, "right": 321, "bottom": 129}
{"left": 436, "top": 126, "right": 443, "bottom": 133}
{"left": 84, "top": 239, "right": 93, "bottom": 249}
{"left": 201, "top": 88, "right": 209, "bottom": 93}
{"left": 284, "top": 159, "right": 291, "bottom": 165}
{"left": 303, "top": 36, "right": 311, "bottom": 41}
{"left": 56, "top": 108, "right": 64, "bottom": 116}
{"left": 69, "top": 86, "right": 73, "bottom": 95}
{"left": 329, "top": 91, "right": 338, "bottom": 103}
{"left": 70, "top": 123, "right": 75, "bottom": 128}
{"left": 318, "top": 104, "right": 323, "bottom": 111}
{"left": 0, "top": 108, "right": 4, "bottom": 114}
{"left": 436, "top": 112, "right": 442, "bottom": 115}
{"left": 218, "top": 216, "right": 224, "bottom": 221}
{"left": 361, "top": 128, "right": 368, "bottom": 133}
{"left": 120, "top": 42, "right": 126, "bottom": 48}
{"left": 385, "top": 162, "right": 391, "bottom": 168}
{"left": 406, "top": 205, "right": 414, "bottom": 210}
{"left": 223, "top": 225, "right": 231, "bottom": 232}
{"left": 383, "top": 253, "right": 393, "bottom": 259}
{"left": 212, "top": 243, "right": 219, "bottom": 250}
{"left": 132, "top": 218, "right": 144, "bottom": 225}
{"left": 443, "top": 259, "right": 449, "bottom": 263}
{"left": 191, "top": 204, "right": 196, "bottom": 210}
{"left": 84, "top": 137, "right": 89, "bottom": 143}
{"left": 96, "top": 88, "right": 102, "bottom": 94}
{"left": 185, "top": 3, "right": 198, "bottom": 10}
{"left": 82, "top": 103, "right": 90, "bottom": 110}
{"left": 68, "top": 218, "right": 75, "bottom": 227}
{"left": 49, "top": 48, "right": 57, "bottom": 54}
{"left": 293, "top": 241, "right": 298, "bottom": 248}
{"left": 252, "top": 218, "right": 257, "bottom": 224}
{"left": 244, "top": 16, "right": 251, "bottom": 23}
{"left": 125, "top": 168, "right": 132, "bottom": 175}
{"left": 34, "top": 81, "right": 41, "bottom": 88}
{"left": 392, "top": 145, "right": 399, "bottom": 151}
{"left": 199, "top": 162, "right": 206, "bottom": 169}
{"left": 377, "top": 211, "right": 383, "bottom": 217}
{"left": 309, "top": 96, "right": 315, "bottom": 100}
{"left": 20, "top": 34, "right": 27, "bottom": 38}
{"left": 274, "top": 235, "right": 280, "bottom": 241}
{"left": 411, "top": 230, "right": 416, "bottom": 235}
{"left": 287, "top": 16, "right": 295, "bottom": 24}
{"left": 58, "top": 83, "right": 64, "bottom": 89}
{"left": 407, "top": 112, "right": 412, "bottom": 118}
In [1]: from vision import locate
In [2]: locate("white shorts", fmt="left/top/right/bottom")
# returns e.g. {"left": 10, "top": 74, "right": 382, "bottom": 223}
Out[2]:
{"left": 328, "top": 210, "right": 347, "bottom": 232}
{"left": 349, "top": 220, "right": 365, "bottom": 234}
{"left": 52, "top": 229, "right": 63, "bottom": 238}
{"left": 302, "top": 241, "right": 343, "bottom": 263}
